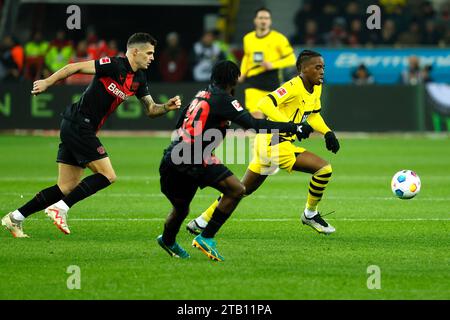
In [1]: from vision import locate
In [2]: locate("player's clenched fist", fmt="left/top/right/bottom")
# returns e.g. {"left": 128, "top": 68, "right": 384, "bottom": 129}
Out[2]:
{"left": 165, "top": 95, "right": 181, "bottom": 110}
{"left": 31, "top": 79, "right": 50, "bottom": 95}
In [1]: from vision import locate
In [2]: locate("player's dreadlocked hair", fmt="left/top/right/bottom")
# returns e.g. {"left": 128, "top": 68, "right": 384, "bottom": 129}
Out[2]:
{"left": 211, "top": 60, "right": 241, "bottom": 89}
{"left": 296, "top": 50, "right": 322, "bottom": 71}
{"left": 127, "top": 32, "right": 157, "bottom": 48}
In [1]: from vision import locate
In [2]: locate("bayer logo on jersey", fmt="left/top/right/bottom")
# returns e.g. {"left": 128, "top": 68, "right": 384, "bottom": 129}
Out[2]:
{"left": 391, "top": 170, "right": 421, "bottom": 199}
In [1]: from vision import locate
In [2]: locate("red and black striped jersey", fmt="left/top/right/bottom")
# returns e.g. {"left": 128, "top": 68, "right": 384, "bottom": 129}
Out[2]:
{"left": 68, "top": 56, "right": 150, "bottom": 131}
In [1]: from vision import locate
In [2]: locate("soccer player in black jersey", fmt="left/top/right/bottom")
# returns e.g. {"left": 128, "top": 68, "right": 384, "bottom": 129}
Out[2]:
{"left": 1, "top": 33, "right": 181, "bottom": 238}
{"left": 157, "top": 60, "right": 312, "bottom": 261}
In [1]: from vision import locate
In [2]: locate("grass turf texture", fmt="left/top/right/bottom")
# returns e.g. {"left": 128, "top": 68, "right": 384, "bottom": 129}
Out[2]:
{"left": 0, "top": 134, "right": 449, "bottom": 300}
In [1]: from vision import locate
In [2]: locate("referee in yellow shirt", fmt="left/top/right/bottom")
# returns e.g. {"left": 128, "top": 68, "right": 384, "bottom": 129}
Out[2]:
{"left": 239, "top": 7, "right": 296, "bottom": 117}
{"left": 187, "top": 50, "right": 340, "bottom": 235}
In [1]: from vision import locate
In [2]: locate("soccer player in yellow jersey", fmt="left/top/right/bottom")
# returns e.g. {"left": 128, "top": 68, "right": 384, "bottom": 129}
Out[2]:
{"left": 187, "top": 50, "right": 340, "bottom": 235}
{"left": 240, "top": 7, "right": 296, "bottom": 117}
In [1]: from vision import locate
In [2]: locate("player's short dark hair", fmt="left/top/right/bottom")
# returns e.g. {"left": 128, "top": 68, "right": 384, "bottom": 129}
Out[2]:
{"left": 255, "top": 7, "right": 271, "bottom": 17}
{"left": 127, "top": 33, "right": 157, "bottom": 48}
{"left": 296, "top": 50, "right": 322, "bottom": 70}
{"left": 211, "top": 60, "right": 241, "bottom": 89}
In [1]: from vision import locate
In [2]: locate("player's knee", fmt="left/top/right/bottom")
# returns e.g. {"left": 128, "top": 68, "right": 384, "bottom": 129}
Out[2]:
{"left": 109, "top": 174, "right": 117, "bottom": 184}
{"left": 104, "top": 172, "right": 117, "bottom": 183}
{"left": 232, "top": 184, "right": 246, "bottom": 200}
{"left": 315, "top": 163, "right": 332, "bottom": 177}
{"left": 172, "top": 200, "right": 190, "bottom": 215}
{"left": 58, "top": 183, "right": 78, "bottom": 195}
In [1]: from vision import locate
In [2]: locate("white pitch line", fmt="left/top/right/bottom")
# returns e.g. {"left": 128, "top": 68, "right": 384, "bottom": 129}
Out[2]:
{"left": 1, "top": 175, "right": 450, "bottom": 182}
{"left": 2, "top": 192, "right": 449, "bottom": 202}
{"left": 26, "top": 217, "right": 450, "bottom": 222}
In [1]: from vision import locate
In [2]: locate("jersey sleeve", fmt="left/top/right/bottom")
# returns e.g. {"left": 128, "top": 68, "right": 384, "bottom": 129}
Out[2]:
{"left": 94, "top": 57, "right": 118, "bottom": 77}
{"left": 221, "top": 97, "right": 297, "bottom": 133}
{"left": 308, "top": 112, "right": 331, "bottom": 135}
{"left": 234, "top": 111, "right": 298, "bottom": 133}
{"left": 217, "top": 96, "right": 248, "bottom": 122}
{"left": 271, "top": 34, "right": 296, "bottom": 70}
{"left": 135, "top": 80, "right": 151, "bottom": 99}
{"left": 256, "top": 95, "right": 290, "bottom": 122}
{"left": 265, "top": 82, "right": 295, "bottom": 109}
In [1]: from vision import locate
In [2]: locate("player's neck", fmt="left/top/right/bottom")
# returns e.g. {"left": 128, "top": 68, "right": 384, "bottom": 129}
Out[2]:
{"left": 299, "top": 74, "right": 314, "bottom": 93}
{"left": 125, "top": 54, "right": 139, "bottom": 72}
{"left": 255, "top": 28, "right": 270, "bottom": 38}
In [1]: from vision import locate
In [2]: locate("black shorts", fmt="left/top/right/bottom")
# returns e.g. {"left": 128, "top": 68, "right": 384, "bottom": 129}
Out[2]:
{"left": 57, "top": 117, "right": 108, "bottom": 168}
{"left": 159, "top": 155, "right": 233, "bottom": 203}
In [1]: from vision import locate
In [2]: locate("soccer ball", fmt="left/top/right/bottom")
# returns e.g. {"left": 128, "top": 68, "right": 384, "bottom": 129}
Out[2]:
{"left": 391, "top": 170, "right": 421, "bottom": 199}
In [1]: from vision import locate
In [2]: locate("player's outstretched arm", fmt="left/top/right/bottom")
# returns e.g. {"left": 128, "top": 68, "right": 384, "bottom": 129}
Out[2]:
{"left": 31, "top": 60, "right": 96, "bottom": 95}
{"left": 233, "top": 110, "right": 306, "bottom": 136}
{"left": 140, "top": 95, "right": 181, "bottom": 118}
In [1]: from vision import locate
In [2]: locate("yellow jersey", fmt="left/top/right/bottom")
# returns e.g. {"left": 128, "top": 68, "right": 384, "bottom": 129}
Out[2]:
{"left": 241, "top": 30, "right": 296, "bottom": 91}
{"left": 257, "top": 75, "right": 331, "bottom": 141}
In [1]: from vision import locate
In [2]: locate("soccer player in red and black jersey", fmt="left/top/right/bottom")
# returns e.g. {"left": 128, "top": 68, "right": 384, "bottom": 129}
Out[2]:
{"left": 157, "top": 60, "right": 312, "bottom": 261}
{"left": 1, "top": 33, "right": 181, "bottom": 238}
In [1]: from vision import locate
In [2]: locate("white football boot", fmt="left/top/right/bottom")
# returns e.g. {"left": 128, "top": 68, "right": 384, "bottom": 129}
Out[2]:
{"left": 45, "top": 204, "right": 70, "bottom": 234}
{"left": 1, "top": 212, "right": 29, "bottom": 238}
{"left": 301, "top": 211, "right": 336, "bottom": 235}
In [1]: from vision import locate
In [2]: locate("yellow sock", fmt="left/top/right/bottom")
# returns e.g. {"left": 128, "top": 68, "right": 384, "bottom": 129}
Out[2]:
{"left": 200, "top": 195, "right": 223, "bottom": 223}
{"left": 306, "top": 164, "right": 332, "bottom": 212}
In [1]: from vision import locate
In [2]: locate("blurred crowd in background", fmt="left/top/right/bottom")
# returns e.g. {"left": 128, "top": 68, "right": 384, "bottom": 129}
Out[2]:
{"left": 0, "top": 27, "right": 240, "bottom": 84}
{"left": 291, "top": 0, "right": 450, "bottom": 47}
{"left": 0, "top": 0, "right": 448, "bottom": 85}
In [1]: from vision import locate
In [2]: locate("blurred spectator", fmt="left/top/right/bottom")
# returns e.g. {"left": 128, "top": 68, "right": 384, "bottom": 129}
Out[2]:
{"left": 44, "top": 30, "right": 73, "bottom": 78}
{"left": 347, "top": 18, "right": 366, "bottom": 47}
{"left": 439, "top": 28, "right": 450, "bottom": 47}
{"left": 378, "top": 19, "right": 398, "bottom": 45}
{"left": 191, "top": 31, "right": 225, "bottom": 82}
{"left": 323, "top": 17, "right": 348, "bottom": 47}
{"left": 352, "top": 64, "right": 374, "bottom": 85}
{"left": 0, "top": 35, "right": 24, "bottom": 81}
{"left": 86, "top": 28, "right": 107, "bottom": 60}
{"left": 421, "top": 20, "right": 441, "bottom": 45}
{"left": 422, "top": 64, "right": 433, "bottom": 83}
{"left": 25, "top": 32, "right": 49, "bottom": 58}
{"left": 318, "top": 2, "right": 340, "bottom": 34}
{"left": 297, "top": 19, "right": 323, "bottom": 46}
{"left": 213, "top": 29, "right": 237, "bottom": 64}
{"left": 381, "top": 0, "right": 411, "bottom": 35}
{"left": 379, "top": 0, "right": 407, "bottom": 15}
{"left": 158, "top": 32, "right": 188, "bottom": 82}
{"left": 396, "top": 21, "right": 421, "bottom": 46}
{"left": 344, "top": 1, "right": 362, "bottom": 22}
{"left": 24, "top": 31, "right": 48, "bottom": 80}
{"left": 401, "top": 55, "right": 424, "bottom": 85}
{"left": 103, "top": 39, "right": 122, "bottom": 57}
{"left": 292, "top": 1, "right": 313, "bottom": 44}
{"left": 66, "top": 40, "right": 94, "bottom": 85}
{"left": 417, "top": 1, "right": 436, "bottom": 26}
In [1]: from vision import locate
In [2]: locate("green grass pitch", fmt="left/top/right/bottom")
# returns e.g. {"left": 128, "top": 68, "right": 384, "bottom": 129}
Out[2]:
{"left": 0, "top": 134, "right": 449, "bottom": 299}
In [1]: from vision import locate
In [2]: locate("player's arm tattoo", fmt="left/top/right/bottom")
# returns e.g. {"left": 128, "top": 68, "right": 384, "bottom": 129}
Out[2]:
{"left": 140, "top": 95, "right": 169, "bottom": 118}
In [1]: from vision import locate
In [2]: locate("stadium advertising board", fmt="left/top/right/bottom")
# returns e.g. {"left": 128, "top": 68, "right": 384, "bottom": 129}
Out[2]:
{"left": 314, "top": 48, "right": 450, "bottom": 84}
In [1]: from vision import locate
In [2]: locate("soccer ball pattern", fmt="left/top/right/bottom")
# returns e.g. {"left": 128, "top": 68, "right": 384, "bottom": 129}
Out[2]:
{"left": 391, "top": 170, "right": 421, "bottom": 199}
